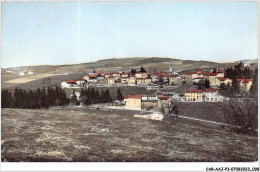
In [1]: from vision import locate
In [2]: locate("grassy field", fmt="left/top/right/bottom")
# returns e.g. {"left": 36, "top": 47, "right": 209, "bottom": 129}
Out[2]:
{"left": 177, "top": 102, "right": 224, "bottom": 122}
{"left": 64, "top": 86, "right": 157, "bottom": 100}
{"left": 1, "top": 108, "right": 257, "bottom": 162}
{"left": 1, "top": 74, "right": 86, "bottom": 91}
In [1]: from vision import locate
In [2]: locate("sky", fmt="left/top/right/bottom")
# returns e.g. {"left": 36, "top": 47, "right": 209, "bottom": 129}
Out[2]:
{"left": 1, "top": 1, "right": 258, "bottom": 68}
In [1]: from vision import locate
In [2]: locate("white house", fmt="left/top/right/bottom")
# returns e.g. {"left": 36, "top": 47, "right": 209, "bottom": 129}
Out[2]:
{"left": 204, "top": 88, "right": 222, "bottom": 101}
{"left": 61, "top": 80, "right": 77, "bottom": 88}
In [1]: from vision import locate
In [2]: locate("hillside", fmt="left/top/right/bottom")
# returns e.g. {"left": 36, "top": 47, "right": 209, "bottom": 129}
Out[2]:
{"left": 5, "top": 57, "right": 242, "bottom": 74}
{"left": 1, "top": 108, "right": 257, "bottom": 162}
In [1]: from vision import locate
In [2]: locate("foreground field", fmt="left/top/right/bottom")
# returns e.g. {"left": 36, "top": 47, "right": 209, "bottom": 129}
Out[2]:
{"left": 1, "top": 108, "right": 257, "bottom": 162}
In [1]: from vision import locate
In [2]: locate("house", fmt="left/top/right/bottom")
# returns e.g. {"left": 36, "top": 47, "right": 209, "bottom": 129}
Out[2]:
{"left": 145, "top": 77, "right": 152, "bottom": 84}
{"left": 107, "top": 76, "right": 115, "bottom": 84}
{"left": 136, "top": 78, "right": 146, "bottom": 85}
{"left": 112, "top": 72, "right": 121, "bottom": 77}
{"left": 204, "top": 88, "right": 219, "bottom": 101}
{"left": 124, "top": 95, "right": 142, "bottom": 110}
{"left": 141, "top": 95, "right": 158, "bottom": 110}
{"left": 157, "top": 96, "right": 172, "bottom": 113}
{"left": 27, "top": 70, "right": 35, "bottom": 75}
{"left": 61, "top": 80, "right": 77, "bottom": 88}
{"left": 83, "top": 75, "right": 97, "bottom": 83}
{"left": 216, "top": 70, "right": 225, "bottom": 77}
{"left": 135, "top": 72, "right": 148, "bottom": 78}
{"left": 237, "top": 79, "right": 252, "bottom": 91}
{"left": 19, "top": 72, "right": 25, "bottom": 76}
{"left": 76, "top": 79, "right": 85, "bottom": 86}
{"left": 97, "top": 71, "right": 104, "bottom": 75}
{"left": 104, "top": 73, "right": 112, "bottom": 78}
{"left": 121, "top": 76, "right": 129, "bottom": 84}
{"left": 192, "top": 77, "right": 205, "bottom": 84}
{"left": 184, "top": 89, "right": 204, "bottom": 101}
{"left": 136, "top": 77, "right": 152, "bottom": 85}
{"left": 203, "top": 72, "right": 218, "bottom": 86}
{"left": 182, "top": 71, "right": 201, "bottom": 83}
{"left": 216, "top": 77, "right": 232, "bottom": 86}
{"left": 169, "top": 74, "right": 179, "bottom": 85}
{"left": 156, "top": 91, "right": 163, "bottom": 98}
{"left": 128, "top": 75, "right": 136, "bottom": 85}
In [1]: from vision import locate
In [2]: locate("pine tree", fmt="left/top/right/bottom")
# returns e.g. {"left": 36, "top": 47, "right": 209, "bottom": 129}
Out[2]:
{"left": 100, "top": 90, "right": 105, "bottom": 103}
{"left": 231, "top": 76, "right": 240, "bottom": 94}
{"left": 117, "top": 88, "right": 124, "bottom": 101}
{"left": 204, "top": 79, "right": 210, "bottom": 88}
{"left": 1, "top": 90, "right": 14, "bottom": 108}
{"left": 130, "top": 69, "right": 136, "bottom": 75}
{"left": 140, "top": 66, "right": 147, "bottom": 72}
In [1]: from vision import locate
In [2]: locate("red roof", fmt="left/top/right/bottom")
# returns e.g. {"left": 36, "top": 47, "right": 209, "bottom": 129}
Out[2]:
{"left": 65, "top": 80, "right": 77, "bottom": 83}
{"left": 136, "top": 77, "right": 151, "bottom": 80}
{"left": 87, "top": 75, "right": 96, "bottom": 78}
{"left": 165, "top": 74, "right": 174, "bottom": 77}
{"left": 156, "top": 92, "right": 163, "bottom": 95}
{"left": 185, "top": 89, "right": 204, "bottom": 93}
{"left": 203, "top": 72, "right": 218, "bottom": 76}
{"left": 183, "top": 70, "right": 203, "bottom": 75}
{"left": 122, "top": 76, "right": 129, "bottom": 78}
{"left": 124, "top": 95, "right": 142, "bottom": 99}
{"left": 98, "top": 71, "right": 104, "bottom": 74}
{"left": 77, "top": 79, "right": 85, "bottom": 81}
{"left": 217, "top": 77, "right": 228, "bottom": 81}
{"left": 153, "top": 72, "right": 168, "bottom": 77}
{"left": 158, "top": 96, "right": 170, "bottom": 100}
{"left": 205, "top": 88, "right": 217, "bottom": 92}
{"left": 217, "top": 70, "right": 225, "bottom": 73}
{"left": 105, "top": 73, "right": 112, "bottom": 75}
{"left": 193, "top": 77, "right": 205, "bottom": 79}
{"left": 237, "top": 79, "right": 252, "bottom": 83}
{"left": 112, "top": 72, "right": 120, "bottom": 74}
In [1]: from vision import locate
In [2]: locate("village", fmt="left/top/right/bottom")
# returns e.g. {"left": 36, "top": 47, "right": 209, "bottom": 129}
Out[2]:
{"left": 60, "top": 62, "right": 253, "bottom": 114}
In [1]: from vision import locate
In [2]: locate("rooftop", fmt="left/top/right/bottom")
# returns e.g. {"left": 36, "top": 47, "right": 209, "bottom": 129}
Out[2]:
{"left": 124, "top": 95, "right": 142, "bottom": 99}
{"left": 185, "top": 89, "right": 204, "bottom": 93}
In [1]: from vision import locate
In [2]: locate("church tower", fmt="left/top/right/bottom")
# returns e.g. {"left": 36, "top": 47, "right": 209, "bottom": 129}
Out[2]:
{"left": 169, "top": 62, "right": 173, "bottom": 73}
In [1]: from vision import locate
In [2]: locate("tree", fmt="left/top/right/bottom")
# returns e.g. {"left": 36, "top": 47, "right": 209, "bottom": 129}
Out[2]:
{"left": 218, "top": 97, "right": 257, "bottom": 134}
{"left": 231, "top": 76, "right": 240, "bottom": 94}
{"left": 140, "top": 66, "right": 147, "bottom": 73}
{"left": 93, "top": 70, "right": 96, "bottom": 73}
{"left": 158, "top": 76, "right": 163, "bottom": 86}
{"left": 250, "top": 69, "right": 258, "bottom": 96}
{"left": 204, "top": 79, "right": 210, "bottom": 88}
{"left": 117, "top": 88, "right": 124, "bottom": 101}
{"left": 1, "top": 90, "right": 13, "bottom": 108}
{"left": 130, "top": 69, "right": 136, "bottom": 75}
{"left": 212, "top": 68, "right": 217, "bottom": 73}
{"left": 70, "top": 90, "right": 78, "bottom": 105}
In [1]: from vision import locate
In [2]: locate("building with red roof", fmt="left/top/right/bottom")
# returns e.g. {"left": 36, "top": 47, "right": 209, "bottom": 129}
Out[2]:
{"left": 135, "top": 72, "right": 148, "bottom": 78}
{"left": 184, "top": 89, "right": 204, "bottom": 101}
{"left": 215, "top": 77, "right": 232, "bottom": 86}
{"left": 237, "top": 79, "right": 252, "bottom": 91}
{"left": 124, "top": 95, "right": 142, "bottom": 110}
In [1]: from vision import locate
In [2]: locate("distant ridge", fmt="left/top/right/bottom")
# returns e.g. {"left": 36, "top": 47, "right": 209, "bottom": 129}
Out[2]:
{"left": 4, "top": 57, "right": 257, "bottom": 74}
